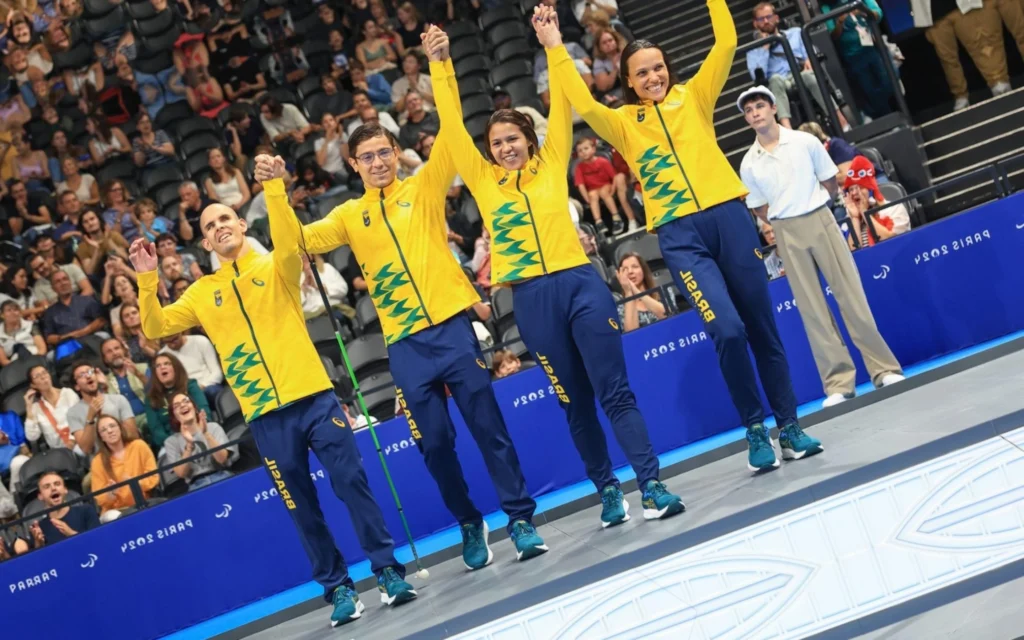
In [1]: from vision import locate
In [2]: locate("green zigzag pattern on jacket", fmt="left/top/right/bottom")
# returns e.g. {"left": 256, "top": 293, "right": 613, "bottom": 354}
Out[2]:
{"left": 491, "top": 201, "right": 540, "bottom": 282}
{"left": 223, "top": 344, "right": 277, "bottom": 420}
{"left": 370, "top": 262, "right": 426, "bottom": 342}
{"left": 635, "top": 146, "right": 692, "bottom": 223}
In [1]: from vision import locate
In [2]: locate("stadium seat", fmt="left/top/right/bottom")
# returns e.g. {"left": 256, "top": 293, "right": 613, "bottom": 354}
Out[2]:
{"left": 95, "top": 155, "right": 138, "bottom": 185}
{"left": 454, "top": 56, "right": 492, "bottom": 80}
{"left": 296, "top": 75, "right": 323, "bottom": 101}
{"left": 589, "top": 255, "right": 611, "bottom": 283}
{"left": 491, "top": 287, "right": 516, "bottom": 336}
{"left": 345, "top": 333, "right": 390, "bottom": 379}
{"left": 462, "top": 95, "right": 495, "bottom": 120}
{"left": 16, "top": 448, "right": 83, "bottom": 502}
{"left": 519, "top": 0, "right": 540, "bottom": 13}
{"left": 356, "top": 295, "right": 380, "bottom": 334}
{"left": 444, "top": 20, "right": 479, "bottom": 43}
{"left": 503, "top": 78, "right": 539, "bottom": 106}
{"left": 178, "top": 133, "right": 223, "bottom": 160}
{"left": 487, "top": 21, "right": 528, "bottom": 47}
{"left": 651, "top": 267, "right": 674, "bottom": 290}
{"left": 215, "top": 387, "right": 245, "bottom": 430}
{"left": 615, "top": 233, "right": 664, "bottom": 270}
{"left": 465, "top": 114, "right": 491, "bottom": 141}
{"left": 494, "top": 38, "right": 533, "bottom": 64}
{"left": 451, "top": 37, "right": 485, "bottom": 62}
{"left": 293, "top": 136, "right": 321, "bottom": 165}
{"left": 133, "top": 8, "right": 175, "bottom": 37}
{"left": 153, "top": 101, "right": 195, "bottom": 131}
{"left": 132, "top": 49, "right": 174, "bottom": 75}
{"left": 141, "top": 164, "right": 184, "bottom": 192}
{"left": 491, "top": 61, "right": 533, "bottom": 89}
{"left": 307, "top": 316, "right": 342, "bottom": 364}
{"left": 21, "top": 490, "right": 83, "bottom": 518}
{"left": 357, "top": 373, "right": 396, "bottom": 422}
{"left": 151, "top": 182, "right": 182, "bottom": 209}
{"left": 184, "top": 154, "right": 212, "bottom": 183}
{"left": 84, "top": 6, "right": 125, "bottom": 40}
{"left": 328, "top": 246, "right": 351, "bottom": 275}
{"left": 125, "top": 0, "right": 157, "bottom": 19}
{"left": 140, "top": 24, "right": 183, "bottom": 57}
{"left": 877, "top": 181, "right": 920, "bottom": 220}
{"left": 83, "top": 0, "right": 117, "bottom": 16}
{"left": 226, "top": 424, "right": 261, "bottom": 472}
{"left": 0, "top": 356, "right": 47, "bottom": 394}
{"left": 171, "top": 117, "right": 221, "bottom": 143}
{"left": 268, "top": 86, "right": 300, "bottom": 106}
{"left": 458, "top": 76, "right": 492, "bottom": 99}
{"left": 479, "top": 5, "right": 522, "bottom": 31}
{"left": 861, "top": 146, "right": 898, "bottom": 181}
{"left": 2, "top": 391, "right": 26, "bottom": 418}
{"left": 500, "top": 325, "right": 532, "bottom": 362}
{"left": 51, "top": 42, "right": 93, "bottom": 73}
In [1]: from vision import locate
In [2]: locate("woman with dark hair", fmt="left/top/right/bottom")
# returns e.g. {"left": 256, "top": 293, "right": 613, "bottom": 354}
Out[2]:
{"left": 393, "top": 2, "right": 424, "bottom": 55}
{"left": 22, "top": 365, "right": 79, "bottom": 451}
{"left": 101, "top": 179, "right": 140, "bottom": 241}
{"left": 615, "top": 252, "right": 669, "bottom": 332}
{"left": 164, "top": 392, "right": 235, "bottom": 491}
{"left": 0, "top": 266, "right": 46, "bottom": 321}
{"left": 258, "top": 94, "right": 314, "bottom": 147}
{"left": 85, "top": 115, "right": 131, "bottom": 165}
{"left": 89, "top": 414, "right": 158, "bottom": 520}
{"left": 101, "top": 271, "right": 138, "bottom": 337}
{"left": 76, "top": 209, "right": 130, "bottom": 276}
{"left": 144, "top": 353, "right": 211, "bottom": 449}
{"left": 119, "top": 302, "right": 159, "bottom": 363}
{"left": 203, "top": 148, "right": 250, "bottom": 211}
{"left": 48, "top": 130, "right": 92, "bottom": 179}
{"left": 430, "top": 13, "right": 683, "bottom": 527}
{"left": 355, "top": 19, "right": 397, "bottom": 75}
{"left": 543, "top": 2, "right": 821, "bottom": 472}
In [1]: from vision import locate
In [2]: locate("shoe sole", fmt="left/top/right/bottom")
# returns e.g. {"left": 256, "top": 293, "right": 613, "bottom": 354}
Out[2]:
{"left": 601, "top": 498, "right": 631, "bottom": 528}
{"left": 379, "top": 588, "right": 418, "bottom": 607}
{"left": 781, "top": 443, "right": 825, "bottom": 461}
{"left": 747, "top": 456, "right": 781, "bottom": 473}
{"left": 516, "top": 543, "right": 550, "bottom": 561}
{"left": 643, "top": 498, "right": 685, "bottom": 521}
{"left": 331, "top": 600, "right": 365, "bottom": 626}
{"left": 464, "top": 521, "right": 494, "bottom": 571}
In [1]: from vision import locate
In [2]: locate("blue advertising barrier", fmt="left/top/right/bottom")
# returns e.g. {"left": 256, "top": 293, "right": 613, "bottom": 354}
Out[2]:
{"left": 3, "top": 195, "right": 1023, "bottom": 639}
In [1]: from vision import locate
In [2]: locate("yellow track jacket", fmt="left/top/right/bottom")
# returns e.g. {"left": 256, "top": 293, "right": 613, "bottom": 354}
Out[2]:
{"left": 139, "top": 194, "right": 332, "bottom": 422}
{"left": 548, "top": 0, "right": 749, "bottom": 232}
{"left": 287, "top": 59, "right": 481, "bottom": 345}
{"left": 431, "top": 49, "right": 589, "bottom": 284}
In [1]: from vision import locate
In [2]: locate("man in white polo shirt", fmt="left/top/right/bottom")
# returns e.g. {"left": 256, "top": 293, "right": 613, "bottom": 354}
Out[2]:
{"left": 738, "top": 86, "right": 904, "bottom": 408}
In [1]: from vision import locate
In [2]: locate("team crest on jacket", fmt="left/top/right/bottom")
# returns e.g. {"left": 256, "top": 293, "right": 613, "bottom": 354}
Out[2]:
{"left": 498, "top": 174, "right": 509, "bottom": 186}
{"left": 608, "top": 318, "right": 619, "bottom": 330}
{"left": 214, "top": 290, "right": 222, "bottom": 306}
{"left": 476, "top": 358, "right": 487, "bottom": 369}
{"left": 252, "top": 278, "right": 265, "bottom": 287}
{"left": 398, "top": 201, "right": 411, "bottom": 207}
{"left": 362, "top": 210, "right": 371, "bottom": 226}
{"left": 754, "top": 248, "right": 763, "bottom": 260}
{"left": 637, "top": 108, "right": 645, "bottom": 123}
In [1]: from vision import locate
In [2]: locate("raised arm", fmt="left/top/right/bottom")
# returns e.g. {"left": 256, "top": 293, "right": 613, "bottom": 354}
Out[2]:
{"left": 429, "top": 45, "right": 489, "bottom": 192}
{"left": 687, "top": 0, "right": 738, "bottom": 120}
{"left": 539, "top": 7, "right": 629, "bottom": 153}
{"left": 540, "top": 31, "right": 574, "bottom": 170}
{"left": 129, "top": 239, "right": 201, "bottom": 340}
{"left": 414, "top": 28, "right": 460, "bottom": 218}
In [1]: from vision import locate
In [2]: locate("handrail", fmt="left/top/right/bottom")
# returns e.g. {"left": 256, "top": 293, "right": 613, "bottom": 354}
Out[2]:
{"left": 801, "top": 1, "right": 911, "bottom": 135}
{"left": 677, "top": 33, "right": 816, "bottom": 130}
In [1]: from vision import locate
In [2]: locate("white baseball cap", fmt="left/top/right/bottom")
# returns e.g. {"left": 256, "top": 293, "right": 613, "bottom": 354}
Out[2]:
{"left": 736, "top": 85, "right": 776, "bottom": 113}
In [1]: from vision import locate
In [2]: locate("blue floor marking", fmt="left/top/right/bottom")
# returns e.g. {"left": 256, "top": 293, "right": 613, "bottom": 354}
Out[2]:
{"left": 163, "top": 329, "right": 1024, "bottom": 639}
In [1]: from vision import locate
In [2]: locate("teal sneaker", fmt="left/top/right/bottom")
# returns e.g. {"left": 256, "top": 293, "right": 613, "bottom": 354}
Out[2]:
{"left": 778, "top": 422, "right": 823, "bottom": 460}
{"left": 510, "top": 519, "right": 549, "bottom": 561}
{"left": 600, "top": 484, "right": 630, "bottom": 528}
{"left": 461, "top": 520, "right": 493, "bottom": 570}
{"left": 330, "top": 585, "right": 364, "bottom": 627}
{"left": 377, "top": 567, "right": 417, "bottom": 606}
{"left": 641, "top": 480, "right": 685, "bottom": 520}
{"left": 747, "top": 423, "right": 780, "bottom": 472}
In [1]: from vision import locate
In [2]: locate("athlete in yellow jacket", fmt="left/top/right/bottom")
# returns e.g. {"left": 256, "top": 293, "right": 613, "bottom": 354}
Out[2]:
{"left": 264, "top": 26, "right": 548, "bottom": 569}
{"left": 545, "top": 0, "right": 822, "bottom": 472}
{"left": 429, "top": 8, "right": 683, "bottom": 527}
{"left": 130, "top": 191, "right": 414, "bottom": 626}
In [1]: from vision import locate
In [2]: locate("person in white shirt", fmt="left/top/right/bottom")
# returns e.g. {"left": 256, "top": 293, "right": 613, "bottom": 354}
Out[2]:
{"left": 345, "top": 103, "right": 401, "bottom": 138}
{"left": 23, "top": 365, "right": 80, "bottom": 452}
{"left": 159, "top": 333, "right": 225, "bottom": 406}
{"left": 738, "top": 86, "right": 903, "bottom": 409}
{"left": 314, "top": 113, "right": 349, "bottom": 178}
{"left": 0, "top": 301, "right": 46, "bottom": 365}
{"left": 299, "top": 254, "right": 349, "bottom": 319}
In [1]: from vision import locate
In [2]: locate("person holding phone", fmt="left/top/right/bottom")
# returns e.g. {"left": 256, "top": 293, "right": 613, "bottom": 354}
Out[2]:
{"left": 23, "top": 365, "right": 81, "bottom": 452}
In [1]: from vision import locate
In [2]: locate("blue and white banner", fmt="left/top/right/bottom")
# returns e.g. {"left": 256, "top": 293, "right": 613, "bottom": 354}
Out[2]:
{"left": 2, "top": 195, "right": 1023, "bottom": 639}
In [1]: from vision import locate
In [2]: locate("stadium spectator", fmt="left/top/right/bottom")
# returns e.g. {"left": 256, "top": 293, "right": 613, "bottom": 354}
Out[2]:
{"left": 203, "top": 148, "right": 251, "bottom": 212}
{"left": 159, "top": 333, "right": 224, "bottom": 405}
{"left": 299, "top": 253, "right": 349, "bottom": 320}
{"left": 843, "top": 156, "right": 911, "bottom": 248}
{"left": 22, "top": 364, "right": 79, "bottom": 451}
{"left": 574, "top": 137, "right": 631, "bottom": 235}
{"left": 100, "top": 272, "right": 137, "bottom": 338}
{"left": 798, "top": 121, "right": 864, "bottom": 186}
{"left": 259, "top": 94, "right": 315, "bottom": 147}
{"left": 155, "top": 234, "right": 204, "bottom": 284}
{"left": 315, "top": 113, "right": 350, "bottom": 179}
{"left": 49, "top": 130, "right": 93, "bottom": 180}
{"left": 101, "top": 338, "right": 150, "bottom": 430}
{"left": 131, "top": 113, "right": 176, "bottom": 167}
{"left": 52, "top": 191, "right": 85, "bottom": 241}
{"left": 4, "top": 179, "right": 50, "bottom": 232}
{"left": 349, "top": 59, "right": 391, "bottom": 106}
{"left": 90, "top": 414, "right": 158, "bottom": 521}
{"left": 327, "top": 29, "right": 352, "bottom": 81}
{"left": 221, "top": 52, "right": 267, "bottom": 103}
{"left": 27, "top": 472, "right": 100, "bottom": 545}
{"left": 119, "top": 302, "right": 159, "bottom": 363}
{"left": 316, "top": 75, "right": 355, "bottom": 122}
{"left": 394, "top": 2, "right": 426, "bottom": 56}
{"left": 145, "top": 353, "right": 212, "bottom": 450}
{"left": 592, "top": 28, "right": 626, "bottom": 101}
{"left": 347, "top": 97, "right": 401, "bottom": 137}
{"left": 341, "top": 402, "right": 378, "bottom": 430}
{"left": 616, "top": 252, "right": 669, "bottom": 332}
{"left": 820, "top": 0, "right": 894, "bottom": 119}
{"left": 225, "top": 106, "right": 269, "bottom": 171}
{"left": 11, "top": 130, "right": 50, "bottom": 188}
{"left": 55, "top": 156, "right": 100, "bottom": 207}
{"left": 67, "top": 362, "right": 138, "bottom": 455}
{"left": 572, "top": 0, "right": 620, "bottom": 22}
{"left": 391, "top": 52, "right": 433, "bottom": 112}
{"left": 165, "top": 393, "right": 236, "bottom": 490}
{"left": 84, "top": 116, "right": 131, "bottom": 166}
{"left": 76, "top": 210, "right": 130, "bottom": 277}
{"left": 748, "top": 2, "right": 849, "bottom": 129}
{"left": 757, "top": 219, "right": 786, "bottom": 279}
{"left": 185, "top": 68, "right": 230, "bottom": 119}
{"left": 40, "top": 270, "right": 106, "bottom": 347}
{"left": 398, "top": 91, "right": 439, "bottom": 149}
{"left": 177, "top": 181, "right": 215, "bottom": 244}
{"left": 356, "top": 19, "right": 398, "bottom": 74}
{"left": 0, "top": 299, "right": 46, "bottom": 364}
{"left": 28, "top": 252, "right": 94, "bottom": 303}
{"left": 310, "top": 3, "right": 348, "bottom": 43}
{"left": 100, "top": 179, "right": 139, "bottom": 241}
{"left": 0, "top": 404, "right": 28, "bottom": 494}
{"left": 134, "top": 198, "right": 174, "bottom": 242}
{"left": 0, "top": 266, "right": 46, "bottom": 321}
{"left": 492, "top": 349, "right": 522, "bottom": 379}
{"left": 170, "top": 277, "right": 191, "bottom": 301}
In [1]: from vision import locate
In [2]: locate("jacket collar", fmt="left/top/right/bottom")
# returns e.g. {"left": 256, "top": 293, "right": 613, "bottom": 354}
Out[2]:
{"left": 493, "top": 155, "right": 543, "bottom": 188}
{"left": 363, "top": 178, "right": 403, "bottom": 203}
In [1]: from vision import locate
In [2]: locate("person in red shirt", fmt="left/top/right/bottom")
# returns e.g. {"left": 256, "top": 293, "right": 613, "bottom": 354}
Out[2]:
{"left": 574, "top": 138, "right": 636, "bottom": 235}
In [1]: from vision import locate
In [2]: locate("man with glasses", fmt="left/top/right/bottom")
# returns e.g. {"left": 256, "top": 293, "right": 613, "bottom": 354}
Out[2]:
{"left": 39, "top": 271, "right": 106, "bottom": 350}
{"left": 257, "top": 26, "right": 548, "bottom": 571}
{"left": 28, "top": 251, "right": 94, "bottom": 304}
{"left": 746, "top": 1, "right": 849, "bottom": 130}
{"left": 66, "top": 361, "right": 138, "bottom": 455}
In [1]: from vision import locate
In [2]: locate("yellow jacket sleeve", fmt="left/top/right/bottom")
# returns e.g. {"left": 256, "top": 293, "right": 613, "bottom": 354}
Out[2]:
{"left": 547, "top": 44, "right": 629, "bottom": 153}
{"left": 415, "top": 59, "right": 461, "bottom": 212}
{"left": 263, "top": 178, "right": 302, "bottom": 275}
{"left": 298, "top": 205, "right": 351, "bottom": 254}
{"left": 540, "top": 47, "right": 574, "bottom": 171}
{"left": 687, "top": 0, "right": 737, "bottom": 121}
{"left": 431, "top": 57, "right": 490, "bottom": 193}
{"left": 138, "top": 270, "right": 199, "bottom": 340}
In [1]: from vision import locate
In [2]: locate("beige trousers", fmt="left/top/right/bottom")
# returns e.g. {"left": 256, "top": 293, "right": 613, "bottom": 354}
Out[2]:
{"left": 772, "top": 206, "right": 902, "bottom": 396}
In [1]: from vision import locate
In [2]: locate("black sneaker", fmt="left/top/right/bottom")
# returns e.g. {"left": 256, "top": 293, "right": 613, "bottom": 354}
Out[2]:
{"left": 611, "top": 216, "right": 625, "bottom": 235}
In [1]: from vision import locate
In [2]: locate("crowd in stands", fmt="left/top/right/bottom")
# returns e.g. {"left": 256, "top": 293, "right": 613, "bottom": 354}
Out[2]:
{"left": 0, "top": 0, "right": 969, "bottom": 562}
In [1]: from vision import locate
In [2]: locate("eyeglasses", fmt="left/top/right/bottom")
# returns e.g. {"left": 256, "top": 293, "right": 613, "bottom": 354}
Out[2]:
{"left": 172, "top": 400, "right": 193, "bottom": 410}
{"left": 355, "top": 147, "right": 395, "bottom": 166}
{"left": 754, "top": 13, "right": 776, "bottom": 22}
{"left": 75, "top": 370, "right": 95, "bottom": 380}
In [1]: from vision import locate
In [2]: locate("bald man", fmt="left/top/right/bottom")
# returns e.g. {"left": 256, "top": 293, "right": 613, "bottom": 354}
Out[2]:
{"left": 128, "top": 201, "right": 416, "bottom": 627}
